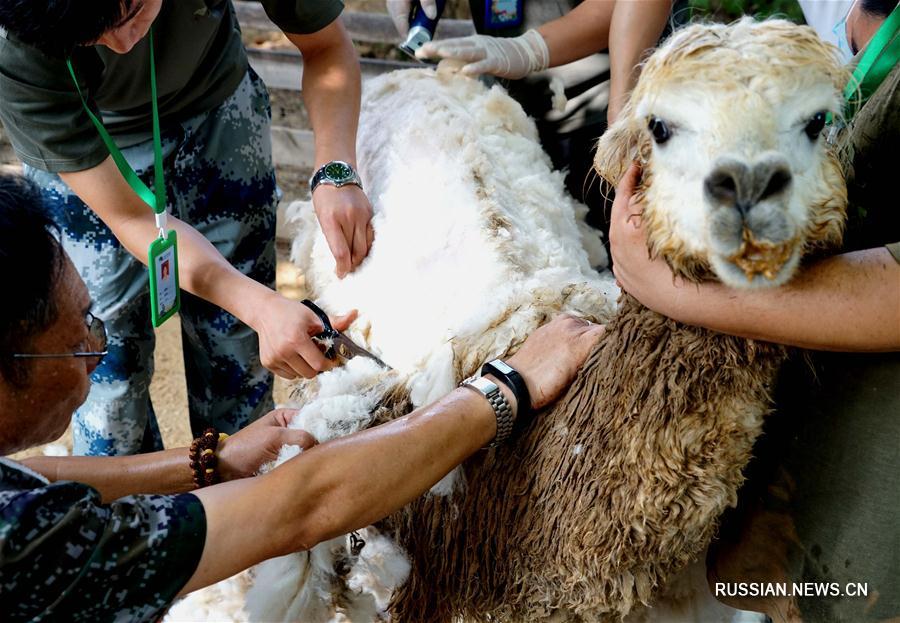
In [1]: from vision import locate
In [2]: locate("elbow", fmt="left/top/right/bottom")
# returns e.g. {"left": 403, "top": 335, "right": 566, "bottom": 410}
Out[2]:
{"left": 274, "top": 507, "right": 342, "bottom": 556}
{"left": 264, "top": 469, "right": 349, "bottom": 556}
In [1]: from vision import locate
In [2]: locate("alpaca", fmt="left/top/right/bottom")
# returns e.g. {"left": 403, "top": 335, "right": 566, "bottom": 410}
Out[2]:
{"left": 166, "top": 18, "right": 849, "bottom": 623}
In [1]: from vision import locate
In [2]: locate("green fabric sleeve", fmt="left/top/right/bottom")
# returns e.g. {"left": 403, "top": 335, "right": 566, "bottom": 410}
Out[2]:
{"left": 258, "top": 0, "right": 345, "bottom": 34}
{"left": 887, "top": 241, "right": 900, "bottom": 264}
{"left": 0, "top": 35, "right": 109, "bottom": 173}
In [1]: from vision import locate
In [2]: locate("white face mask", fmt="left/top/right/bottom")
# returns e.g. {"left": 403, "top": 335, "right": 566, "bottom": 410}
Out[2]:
{"left": 832, "top": 0, "right": 860, "bottom": 61}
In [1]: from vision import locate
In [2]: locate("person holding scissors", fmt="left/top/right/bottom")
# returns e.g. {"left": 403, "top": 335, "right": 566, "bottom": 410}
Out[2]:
{"left": 0, "top": 0, "right": 374, "bottom": 456}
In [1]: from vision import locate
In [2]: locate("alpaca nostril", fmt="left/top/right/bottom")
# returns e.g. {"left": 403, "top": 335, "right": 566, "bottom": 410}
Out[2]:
{"left": 757, "top": 167, "right": 792, "bottom": 202}
{"left": 704, "top": 170, "right": 739, "bottom": 205}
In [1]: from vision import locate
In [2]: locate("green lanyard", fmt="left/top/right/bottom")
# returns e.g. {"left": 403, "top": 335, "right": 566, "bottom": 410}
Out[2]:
{"left": 844, "top": 2, "right": 900, "bottom": 120}
{"left": 67, "top": 27, "right": 180, "bottom": 327}
{"left": 66, "top": 27, "right": 166, "bottom": 221}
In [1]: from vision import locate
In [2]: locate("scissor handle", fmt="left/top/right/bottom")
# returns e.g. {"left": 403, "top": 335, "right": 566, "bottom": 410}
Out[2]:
{"left": 302, "top": 299, "right": 337, "bottom": 359}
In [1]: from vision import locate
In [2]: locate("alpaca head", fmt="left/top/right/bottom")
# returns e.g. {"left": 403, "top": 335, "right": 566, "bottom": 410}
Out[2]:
{"left": 595, "top": 18, "right": 850, "bottom": 288}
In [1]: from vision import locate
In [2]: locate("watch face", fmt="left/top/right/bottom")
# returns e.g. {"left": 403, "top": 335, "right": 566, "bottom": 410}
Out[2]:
{"left": 324, "top": 161, "right": 353, "bottom": 182}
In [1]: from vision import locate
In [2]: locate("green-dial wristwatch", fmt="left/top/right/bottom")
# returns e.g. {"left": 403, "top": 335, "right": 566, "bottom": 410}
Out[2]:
{"left": 309, "top": 160, "right": 363, "bottom": 194}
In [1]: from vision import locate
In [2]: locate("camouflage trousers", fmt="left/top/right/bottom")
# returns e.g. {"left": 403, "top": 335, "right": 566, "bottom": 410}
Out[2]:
{"left": 25, "top": 69, "right": 277, "bottom": 456}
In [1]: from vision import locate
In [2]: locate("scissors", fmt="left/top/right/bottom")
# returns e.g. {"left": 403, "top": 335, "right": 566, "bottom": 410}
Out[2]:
{"left": 302, "top": 299, "right": 391, "bottom": 370}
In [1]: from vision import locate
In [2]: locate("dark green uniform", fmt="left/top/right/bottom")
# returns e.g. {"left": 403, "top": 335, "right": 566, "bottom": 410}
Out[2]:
{"left": 0, "top": 0, "right": 341, "bottom": 172}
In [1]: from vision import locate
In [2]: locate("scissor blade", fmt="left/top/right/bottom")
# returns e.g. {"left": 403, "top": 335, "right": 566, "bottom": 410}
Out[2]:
{"left": 332, "top": 333, "right": 392, "bottom": 370}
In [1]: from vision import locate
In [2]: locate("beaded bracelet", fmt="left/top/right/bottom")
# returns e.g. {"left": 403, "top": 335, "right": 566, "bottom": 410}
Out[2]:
{"left": 189, "top": 428, "right": 229, "bottom": 488}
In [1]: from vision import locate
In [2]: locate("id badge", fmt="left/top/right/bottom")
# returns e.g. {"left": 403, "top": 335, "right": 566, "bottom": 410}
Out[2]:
{"left": 485, "top": 0, "right": 523, "bottom": 29}
{"left": 148, "top": 230, "right": 181, "bottom": 327}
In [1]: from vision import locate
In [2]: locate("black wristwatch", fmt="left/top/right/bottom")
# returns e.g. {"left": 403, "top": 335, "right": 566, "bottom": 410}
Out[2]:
{"left": 481, "top": 358, "right": 531, "bottom": 420}
{"left": 309, "top": 160, "right": 363, "bottom": 194}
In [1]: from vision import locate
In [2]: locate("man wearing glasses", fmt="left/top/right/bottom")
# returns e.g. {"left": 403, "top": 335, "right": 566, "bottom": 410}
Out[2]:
{"left": 0, "top": 173, "right": 603, "bottom": 621}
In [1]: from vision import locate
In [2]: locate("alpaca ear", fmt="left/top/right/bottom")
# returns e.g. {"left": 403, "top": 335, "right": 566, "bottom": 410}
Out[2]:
{"left": 593, "top": 108, "right": 642, "bottom": 186}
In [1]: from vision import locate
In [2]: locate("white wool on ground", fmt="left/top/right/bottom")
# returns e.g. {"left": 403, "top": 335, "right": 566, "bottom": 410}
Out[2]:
{"left": 42, "top": 443, "right": 69, "bottom": 457}
{"left": 245, "top": 530, "right": 411, "bottom": 623}
{"left": 181, "top": 69, "right": 618, "bottom": 622}
{"left": 163, "top": 571, "right": 253, "bottom": 622}
{"left": 549, "top": 75, "right": 568, "bottom": 113}
{"left": 345, "top": 527, "right": 412, "bottom": 612}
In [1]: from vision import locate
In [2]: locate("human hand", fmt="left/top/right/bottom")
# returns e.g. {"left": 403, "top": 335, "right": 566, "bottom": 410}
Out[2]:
{"left": 506, "top": 315, "right": 605, "bottom": 410}
{"left": 608, "top": 162, "right": 677, "bottom": 308}
{"left": 416, "top": 29, "right": 549, "bottom": 79}
{"left": 387, "top": 0, "right": 438, "bottom": 38}
{"left": 312, "top": 184, "right": 374, "bottom": 279}
{"left": 253, "top": 292, "right": 358, "bottom": 379}
{"left": 217, "top": 408, "right": 318, "bottom": 481}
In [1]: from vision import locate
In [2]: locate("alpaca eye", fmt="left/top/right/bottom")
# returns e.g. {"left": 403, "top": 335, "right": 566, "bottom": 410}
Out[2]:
{"left": 804, "top": 111, "right": 827, "bottom": 141}
{"left": 648, "top": 116, "right": 671, "bottom": 145}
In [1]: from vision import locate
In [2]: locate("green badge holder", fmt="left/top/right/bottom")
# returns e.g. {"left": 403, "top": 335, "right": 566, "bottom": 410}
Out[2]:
{"left": 68, "top": 27, "right": 180, "bottom": 328}
{"left": 149, "top": 230, "right": 181, "bottom": 326}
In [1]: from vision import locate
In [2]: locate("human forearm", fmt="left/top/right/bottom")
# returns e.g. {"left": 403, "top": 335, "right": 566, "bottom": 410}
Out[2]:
{"left": 607, "top": 0, "right": 670, "bottom": 122}
{"left": 182, "top": 315, "right": 604, "bottom": 594}
{"left": 59, "top": 158, "right": 272, "bottom": 326}
{"left": 59, "top": 159, "right": 335, "bottom": 378}
{"left": 271, "top": 387, "right": 496, "bottom": 547}
{"left": 184, "top": 388, "right": 496, "bottom": 594}
{"left": 647, "top": 248, "right": 900, "bottom": 351}
{"left": 287, "top": 20, "right": 374, "bottom": 277}
{"left": 22, "top": 449, "right": 192, "bottom": 503}
{"left": 537, "top": 1, "right": 614, "bottom": 68}
{"left": 289, "top": 21, "right": 361, "bottom": 167}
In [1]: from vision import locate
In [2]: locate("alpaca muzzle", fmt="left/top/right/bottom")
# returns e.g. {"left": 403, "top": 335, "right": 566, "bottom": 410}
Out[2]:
{"left": 705, "top": 154, "right": 796, "bottom": 281}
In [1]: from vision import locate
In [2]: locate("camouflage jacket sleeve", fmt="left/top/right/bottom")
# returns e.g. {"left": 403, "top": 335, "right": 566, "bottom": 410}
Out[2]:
{"left": 0, "top": 458, "right": 206, "bottom": 622}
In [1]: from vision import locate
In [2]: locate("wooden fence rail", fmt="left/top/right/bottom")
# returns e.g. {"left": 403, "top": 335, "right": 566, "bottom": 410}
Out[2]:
{"left": 234, "top": 1, "right": 475, "bottom": 43}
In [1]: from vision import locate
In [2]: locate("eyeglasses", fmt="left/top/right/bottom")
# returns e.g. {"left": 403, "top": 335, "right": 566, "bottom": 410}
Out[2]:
{"left": 12, "top": 312, "right": 108, "bottom": 361}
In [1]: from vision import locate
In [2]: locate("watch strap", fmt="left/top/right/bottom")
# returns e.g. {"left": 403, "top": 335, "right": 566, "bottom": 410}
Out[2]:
{"left": 481, "top": 359, "right": 531, "bottom": 420}
{"left": 461, "top": 375, "right": 515, "bottom": 448}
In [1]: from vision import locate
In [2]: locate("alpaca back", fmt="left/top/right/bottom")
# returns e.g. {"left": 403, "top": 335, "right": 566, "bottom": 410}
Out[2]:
{"left": 389, "top": 296, "right": 786, "bottom": 622}
{"left": 291, "top": 68, "right": 614, "bottom": 406}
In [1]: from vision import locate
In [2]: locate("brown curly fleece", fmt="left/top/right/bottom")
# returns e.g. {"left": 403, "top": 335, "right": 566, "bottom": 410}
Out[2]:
{"left": 382, "top": 295, "right": 784, "bottom": 621}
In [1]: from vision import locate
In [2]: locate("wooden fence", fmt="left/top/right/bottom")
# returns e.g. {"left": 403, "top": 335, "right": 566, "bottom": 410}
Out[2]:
{"left": 235, "top": 1, "right": 474, "bottom": 173}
